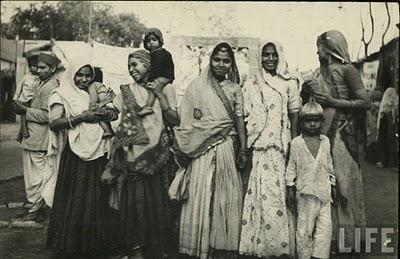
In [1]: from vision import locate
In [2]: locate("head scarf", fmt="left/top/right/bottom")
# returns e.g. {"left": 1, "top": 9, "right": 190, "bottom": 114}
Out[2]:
{"left": 38, "top": 52, "right": 61, "bottom": 67}
{"left": 143, "top": 28, "right": 164, "bottom": 51}
{"left": 317, "top": 30, "right": 351, "bottom": 64}
{"left": 128, "top": 50, "right": 151, "bottom": 69}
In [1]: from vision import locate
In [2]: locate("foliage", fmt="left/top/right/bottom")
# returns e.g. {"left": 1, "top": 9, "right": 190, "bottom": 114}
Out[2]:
{"left": 2, "top": 1, "right": 147, "bottom": 47}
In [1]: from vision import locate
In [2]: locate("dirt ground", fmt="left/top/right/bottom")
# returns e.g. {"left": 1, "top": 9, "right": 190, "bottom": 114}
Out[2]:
{"left": 0, "top": 140, "right": 398, "bottom": 258}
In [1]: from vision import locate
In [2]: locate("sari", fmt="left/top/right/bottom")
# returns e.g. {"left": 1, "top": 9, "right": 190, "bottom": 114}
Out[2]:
{"left": 110, "top": 79, "right": 178, "bottom": 258}
{"left": 175, "top": 65, "right": 243, "bottom": 259}
{"left": 239, "top": 40, "right": 300, "bottom": 258}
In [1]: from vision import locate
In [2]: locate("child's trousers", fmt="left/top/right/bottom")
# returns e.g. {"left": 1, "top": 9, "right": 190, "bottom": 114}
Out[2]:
{"left": 296, "top": 194, "right": 332, "bottom": 259}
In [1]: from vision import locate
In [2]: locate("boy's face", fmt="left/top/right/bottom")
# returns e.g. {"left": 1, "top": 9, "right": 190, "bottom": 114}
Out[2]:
{"left": 302, "top": 116, "right": 323, "bottom": 135}
{"left": 145, "top": 34, "right": 160, "bottom": 52}
{"left": 37, "top": 61, "right": 55, "bottom": 81}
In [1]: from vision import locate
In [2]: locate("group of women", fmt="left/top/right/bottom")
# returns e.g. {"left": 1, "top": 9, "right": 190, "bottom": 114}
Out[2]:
{"left": 45, "top": 30, "right": 371, "bottom": 259}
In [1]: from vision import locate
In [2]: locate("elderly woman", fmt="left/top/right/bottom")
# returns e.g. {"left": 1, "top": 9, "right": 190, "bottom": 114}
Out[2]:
{"left": 307, "top": 30, "right": 371, "bottom": 250}
{"left": 46, "top": 62, "right": 118, "bottom": 257}
{"left": 103, "top": 50, "right": 179, "bottom": 259}
{"left": 239, "top": 40, "right": 300, "bottom": 258}
{"left": 175, "top": 42, "right": 248, "bottom": 259}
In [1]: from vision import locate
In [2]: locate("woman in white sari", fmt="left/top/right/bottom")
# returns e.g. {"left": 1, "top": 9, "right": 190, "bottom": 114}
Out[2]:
{"left": 239, "top": 40, "right": 300, "bottom": 258}
{"left": 176, "top": 42, "right": 248, "bottom": 259}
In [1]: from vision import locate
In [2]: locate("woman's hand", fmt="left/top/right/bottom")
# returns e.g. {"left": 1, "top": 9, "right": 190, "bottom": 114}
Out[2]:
{"left": 78, "top": 110, "right": 100, "bottom": 123}
{"left": 13, "top": 101, "right": 28, "bottom": 115}
{"left": 236, "top": 152, "right": 248, "bottom": 170}
{"left": 314, "top": 91, "right": 336, "bottom": 107}
{"left": 146, "top": 80, "right": 164, "bottom": 96}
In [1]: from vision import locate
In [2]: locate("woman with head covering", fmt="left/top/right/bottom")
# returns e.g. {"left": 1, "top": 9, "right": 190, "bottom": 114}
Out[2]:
{"left": 303, "top": 30, "right": 371, "bottom": 251}
{"left": 101, "top": 49, "right": 179, "bottom": 259}
{"left": 175, "top": 42, "right": 247, "bottom": 259}
{"left": 239, "top": 40, "right": 301, "bottom": 258}
{"left": 46, "top": 59, "right": 119, "bottom": 257}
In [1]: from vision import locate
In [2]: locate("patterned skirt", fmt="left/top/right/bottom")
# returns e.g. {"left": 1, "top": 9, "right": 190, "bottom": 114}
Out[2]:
{"left": 239, "top": 148, "right": 291, "bottom": 258}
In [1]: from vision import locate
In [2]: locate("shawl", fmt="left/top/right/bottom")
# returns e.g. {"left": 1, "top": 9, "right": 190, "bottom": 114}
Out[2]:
{"left": 48, "top": 61, "right": 106, "bottom": 161}
{"left": 244, "top": 39, "right": 296, "bottom": 149}
{"left": 174, "top": 66, "right": 236, "bottom": 158}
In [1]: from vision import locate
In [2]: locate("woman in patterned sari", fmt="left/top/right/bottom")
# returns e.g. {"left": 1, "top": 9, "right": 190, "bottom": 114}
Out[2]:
{"left": 175, "top": 42, "right": 248, "bottom": 259}
{"left": 239, "top": 40, "right": 301, "bottom": 258}
{"left": 102, "top": 50, "right": 179, "bottom": 259}
{"left": 308, "top": 30, "right": 371, "bottom": 251}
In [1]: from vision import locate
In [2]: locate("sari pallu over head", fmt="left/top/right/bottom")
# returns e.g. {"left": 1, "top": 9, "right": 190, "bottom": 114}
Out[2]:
{"left": 244, "top": 39, "right": 297, "bottom": 150}
{"left": 174, "top": 43, "right": 240, "bottom": 158}
{"left": 48, "top": 60, "right": 106, "bottom": 161}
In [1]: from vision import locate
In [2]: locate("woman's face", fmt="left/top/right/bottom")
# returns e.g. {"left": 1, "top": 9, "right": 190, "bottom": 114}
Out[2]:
{"left": 261, "top": 43, "right": 279, "bottom": 73}
{"left": 210, "top": 49, "right": 232, "bottom": 79}
{"left": 128, "top": 57, "right": 149, "bottom": 83}
{"left": 74, "top": 66, "right": 93, "bottom": 89}
{"left": 317, "top": 42, "right": 328, "bottom": 62}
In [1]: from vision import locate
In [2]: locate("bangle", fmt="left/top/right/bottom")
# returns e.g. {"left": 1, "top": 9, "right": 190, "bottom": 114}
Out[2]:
{"left": 349, "top": 100, "right": 354, "bottom": 109}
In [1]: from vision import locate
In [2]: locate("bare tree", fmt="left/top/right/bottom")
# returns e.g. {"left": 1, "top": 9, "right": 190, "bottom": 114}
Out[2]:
{"left": 360, "top": 2, "right": 375, "bottom": 58}
{"left": 381, "top": 2, "right": 391, "bottom": 47}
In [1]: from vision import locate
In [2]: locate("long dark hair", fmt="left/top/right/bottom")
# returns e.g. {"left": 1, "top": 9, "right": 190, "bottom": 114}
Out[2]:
{"left": 210, "top": 42, "right": 240, "bottom": 84}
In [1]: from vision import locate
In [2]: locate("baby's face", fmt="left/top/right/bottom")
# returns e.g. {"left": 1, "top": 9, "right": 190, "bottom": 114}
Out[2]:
{"left": 145, "top": 34, "right": 160, "bottom": 52}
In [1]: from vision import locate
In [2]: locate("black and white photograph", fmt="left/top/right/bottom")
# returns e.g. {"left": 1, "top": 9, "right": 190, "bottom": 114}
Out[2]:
{"left": 0, "top": 1, "right": 398, "bottom": 259}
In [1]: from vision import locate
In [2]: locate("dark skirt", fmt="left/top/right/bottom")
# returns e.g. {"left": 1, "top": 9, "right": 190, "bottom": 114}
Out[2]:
{"left": 47, "top": 142, "right": 110, "bottom": 255}
{"left": 119, "top": 164, "right": 178, "bottom": 258}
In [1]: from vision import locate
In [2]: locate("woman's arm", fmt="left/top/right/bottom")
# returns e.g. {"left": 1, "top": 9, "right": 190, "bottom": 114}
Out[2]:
{"left": 289, "top": 112, "right": 299, "bottom": 138}
{"left": 49, "top": 104, "right": 100, "bottom": 131}
{"left": 316, "top": 65, "right": 371, "bottom": 110}
{"left": 153, "top": 90, "right": 179, "bottom": 126}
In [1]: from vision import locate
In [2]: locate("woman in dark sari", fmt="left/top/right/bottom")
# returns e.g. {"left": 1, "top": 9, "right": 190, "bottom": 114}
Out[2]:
{"left": 102, "top": 50, "right": 179, "bottom": 259}
{"left": 47, "top": 61, "right": 118, "bottom": 258}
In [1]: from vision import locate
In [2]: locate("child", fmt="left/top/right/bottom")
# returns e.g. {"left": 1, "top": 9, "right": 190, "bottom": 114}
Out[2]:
{"left": 137, "top": 28, "right": 175, "bottom": 116}
{"left": 87, "top": 72, "right": 116, "bottom": 138}
{"left": 285, "top": 97, "right": 346, "bottom": 259}
{"left": 14, "top": 52, "right": 40, "bottom": 142}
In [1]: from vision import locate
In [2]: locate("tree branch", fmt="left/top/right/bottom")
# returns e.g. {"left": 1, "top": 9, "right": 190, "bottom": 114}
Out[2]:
{"left": 382, "top": 2, "right": 391, "bottom": 47}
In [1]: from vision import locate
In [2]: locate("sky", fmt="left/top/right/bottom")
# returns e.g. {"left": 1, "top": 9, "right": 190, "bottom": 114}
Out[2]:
{"left": 1, "top": 1, "right": 399, "bottom": 70}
